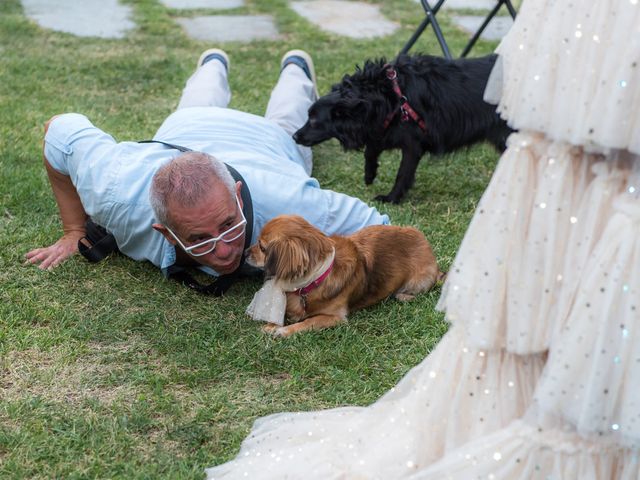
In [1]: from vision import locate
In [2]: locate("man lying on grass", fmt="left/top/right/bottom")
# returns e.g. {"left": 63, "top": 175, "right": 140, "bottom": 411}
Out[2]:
{"left": 25, "top": 48, "right": 389, "bottom": 294}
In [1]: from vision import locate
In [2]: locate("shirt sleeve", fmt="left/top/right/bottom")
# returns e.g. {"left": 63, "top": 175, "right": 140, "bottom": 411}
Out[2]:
{"left": 319, "top": 188, "right": 391, "bottom": 235}
{"left": 42, "top": 113, "right": 121, "bottom": 224}
{"left": 44, "top": 114, "right": 117, "bottom": 176}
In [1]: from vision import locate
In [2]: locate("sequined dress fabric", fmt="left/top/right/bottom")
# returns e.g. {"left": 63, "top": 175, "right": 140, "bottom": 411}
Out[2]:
{"left": 206, "top": 1, "right": 640, "bottom": 478}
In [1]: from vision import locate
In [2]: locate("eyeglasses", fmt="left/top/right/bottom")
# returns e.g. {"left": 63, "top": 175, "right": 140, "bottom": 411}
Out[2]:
{"left": 165, "top": 195, "right": 247, "bottom": 257}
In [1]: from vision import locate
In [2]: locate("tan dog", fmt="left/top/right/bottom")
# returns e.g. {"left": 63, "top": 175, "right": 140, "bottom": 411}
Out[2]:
{"left": 246, "top": 214, "right": 444, "bottom": 337}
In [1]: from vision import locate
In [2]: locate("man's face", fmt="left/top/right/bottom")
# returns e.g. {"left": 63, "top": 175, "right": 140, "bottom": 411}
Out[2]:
{"left": 161, "top": 181, "right": 246, "bottom": 275}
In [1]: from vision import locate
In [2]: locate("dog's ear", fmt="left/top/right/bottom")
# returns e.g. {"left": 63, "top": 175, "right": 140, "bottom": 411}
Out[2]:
{"left": 263, "top": 225, "right": 334, "bottom": 282}
{"left": 333, "top": 97, "right": 367, "bottom": 120}
{"left": 330, "top": 97, "right": 375, "bottom": 149}
{"left": 264, "top": 238, "right": 310, "bottom": 282}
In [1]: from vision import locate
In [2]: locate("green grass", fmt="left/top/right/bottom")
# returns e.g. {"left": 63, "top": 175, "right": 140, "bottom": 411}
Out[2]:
{"left": 0, "top": 0, "right": 500, "bottom": 477}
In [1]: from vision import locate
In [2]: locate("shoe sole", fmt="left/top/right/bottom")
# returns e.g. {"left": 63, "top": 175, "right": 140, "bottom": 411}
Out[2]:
{"left": 280, "top": 49, "right": 319, "bottom": 100}
{"left": 197, "top": 48, "right": 230, "bottom": 72}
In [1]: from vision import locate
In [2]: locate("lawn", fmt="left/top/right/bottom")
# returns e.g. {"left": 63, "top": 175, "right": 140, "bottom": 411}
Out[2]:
{"left": 0, "top": 0, "right": 501, "bottom": 478}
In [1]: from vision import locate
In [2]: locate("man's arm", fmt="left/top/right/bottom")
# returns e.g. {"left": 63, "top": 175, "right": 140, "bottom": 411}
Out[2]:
{"left": 320, "top": 188, "right": 391, "bottom": 235}
{"left": 24, "top": 116, "right": 88, "bottom": 270}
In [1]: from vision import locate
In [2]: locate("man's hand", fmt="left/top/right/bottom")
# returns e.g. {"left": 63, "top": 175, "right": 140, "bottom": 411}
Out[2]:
{"left": 24, "top": 231, "right": 84, "bottom": 270}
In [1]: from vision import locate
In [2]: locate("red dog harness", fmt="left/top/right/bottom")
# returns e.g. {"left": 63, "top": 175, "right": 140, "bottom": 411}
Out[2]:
{"left": 383, "top": 65, "right": 427, "bottom": 132}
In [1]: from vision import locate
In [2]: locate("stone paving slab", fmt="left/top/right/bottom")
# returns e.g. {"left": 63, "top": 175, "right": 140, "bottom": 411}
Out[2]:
{"left": 413, "top": 0, "right": 500, "bottom": 9}
{"left": 175, "top": 15, "right": 280, "bottom": 42}
{"left": 291, "top": 0, "right": 398, "bottom": 39}
{"left": 21, "top": 0, "right": 135, "bottom": 39}
{"left": 452, "top": 14, "right": 513, "bottom": 41}
{"left": 20, "top": 0, "right": 513, "bottom": 45}
{"left": 160, "top": 0, "right": 244, "bottom": 9}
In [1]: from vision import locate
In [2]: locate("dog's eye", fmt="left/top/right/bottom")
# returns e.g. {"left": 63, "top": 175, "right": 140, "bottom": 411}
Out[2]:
{"left": 259, "top": 243, "right": 266, "bottom": 253}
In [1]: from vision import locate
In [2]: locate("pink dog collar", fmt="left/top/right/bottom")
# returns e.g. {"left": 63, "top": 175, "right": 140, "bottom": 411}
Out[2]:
{"left": 293, "top": 261, "right": 335, "bottom": 296}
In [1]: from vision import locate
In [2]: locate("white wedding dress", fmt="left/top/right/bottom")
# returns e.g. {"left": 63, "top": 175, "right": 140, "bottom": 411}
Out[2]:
{"left": 206, "top": 1, "right": 640, "bottom": 478}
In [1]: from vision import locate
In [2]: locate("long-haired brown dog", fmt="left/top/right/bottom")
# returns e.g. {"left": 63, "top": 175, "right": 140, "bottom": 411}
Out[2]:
{"left": 246, "top": 215, "right": 443, "bottom": 337}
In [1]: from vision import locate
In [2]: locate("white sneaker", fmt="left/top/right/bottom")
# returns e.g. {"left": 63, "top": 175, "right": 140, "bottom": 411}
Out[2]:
{"left": 280, "top": 49, "right": 318, "bottom": 100}
{"left": 197, "top": 48, "right": 230, "bottom": 72}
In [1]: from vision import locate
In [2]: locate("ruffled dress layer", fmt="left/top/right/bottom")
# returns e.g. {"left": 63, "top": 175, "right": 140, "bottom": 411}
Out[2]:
{"left": 422, "top": 0, "right": 640, "bottom": 476}
{"left": 422, "top": 140, "right": 640, "bottom": 479}
{"left": 206, "top": 327, "right": 546, "bottom": 479}
{"left": 206, "top": 0, "right": 640, "bottom": 478}
{"left": 484, "top": 0, "right": 640, "bottom": 155}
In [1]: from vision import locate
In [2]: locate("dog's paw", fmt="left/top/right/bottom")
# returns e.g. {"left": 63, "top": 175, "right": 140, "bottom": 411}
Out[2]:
{"left": 272, "top": 327, "right": 290, "bottom": 337}
{"left": 374, "top": 193, "right": 402, "bottom": 204}
{"left": 364, "top": 172, "right": 376, "bottom": 185}
{"left": 262, "top": 323, "right": 278, "bottom": 334}
{"left": 262, "top": 324, "right": 289, "bottom": 337}
{"left": 395, "top": 293, "right": 415, "bottom": 302}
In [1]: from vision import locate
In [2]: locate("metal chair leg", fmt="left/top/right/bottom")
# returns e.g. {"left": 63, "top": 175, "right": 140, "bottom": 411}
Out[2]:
{"left": 401, "top": 0, "right": 517, "bottom": 58}
{"left": 400, "top": 0, "right": 451, "bottom": 59}
{"left": 505, "top": 0, "right": 517, "bottom": 19}
{"left": 461, "top": 0, "right": 517, "bottom": 57}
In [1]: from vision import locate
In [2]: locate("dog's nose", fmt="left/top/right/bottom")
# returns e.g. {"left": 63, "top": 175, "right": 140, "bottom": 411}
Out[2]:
{"left": 292, "top": 131, "right": 300, "bottom": 143}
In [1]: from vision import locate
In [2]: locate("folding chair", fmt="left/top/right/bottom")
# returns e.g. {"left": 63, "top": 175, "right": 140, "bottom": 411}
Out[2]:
{"left": 400, "top": 0, "right": 452, "bottom": 58}
{"left": 400, "top": 0, "right": 517, "bottom": 58}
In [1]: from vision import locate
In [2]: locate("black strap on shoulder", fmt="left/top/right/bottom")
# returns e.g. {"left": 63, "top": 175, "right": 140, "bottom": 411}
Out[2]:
{"left": 139, "top": 140, "right": 255, "bottom": 296}
{"left": 138, "top": 139, "right": 192, "bottom": 152}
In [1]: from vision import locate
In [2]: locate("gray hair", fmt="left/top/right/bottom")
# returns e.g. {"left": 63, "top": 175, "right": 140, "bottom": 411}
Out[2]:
{"left": 150, "top": 151, "right": 236, "bottom": 228}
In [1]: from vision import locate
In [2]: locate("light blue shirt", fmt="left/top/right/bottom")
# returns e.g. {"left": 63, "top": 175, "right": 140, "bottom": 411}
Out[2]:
{"left": 44, "top": 109, "right": 390, "bottom": 276}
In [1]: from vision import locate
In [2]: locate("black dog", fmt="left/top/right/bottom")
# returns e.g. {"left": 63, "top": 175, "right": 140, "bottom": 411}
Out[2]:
{"left": 294, "top": 54, "right": 513, "bottom": 203}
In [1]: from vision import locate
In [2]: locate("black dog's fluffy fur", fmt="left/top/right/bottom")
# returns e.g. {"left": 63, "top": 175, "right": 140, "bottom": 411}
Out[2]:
{"left": 294, "top": 54, "right": 514, "bottom": 203}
